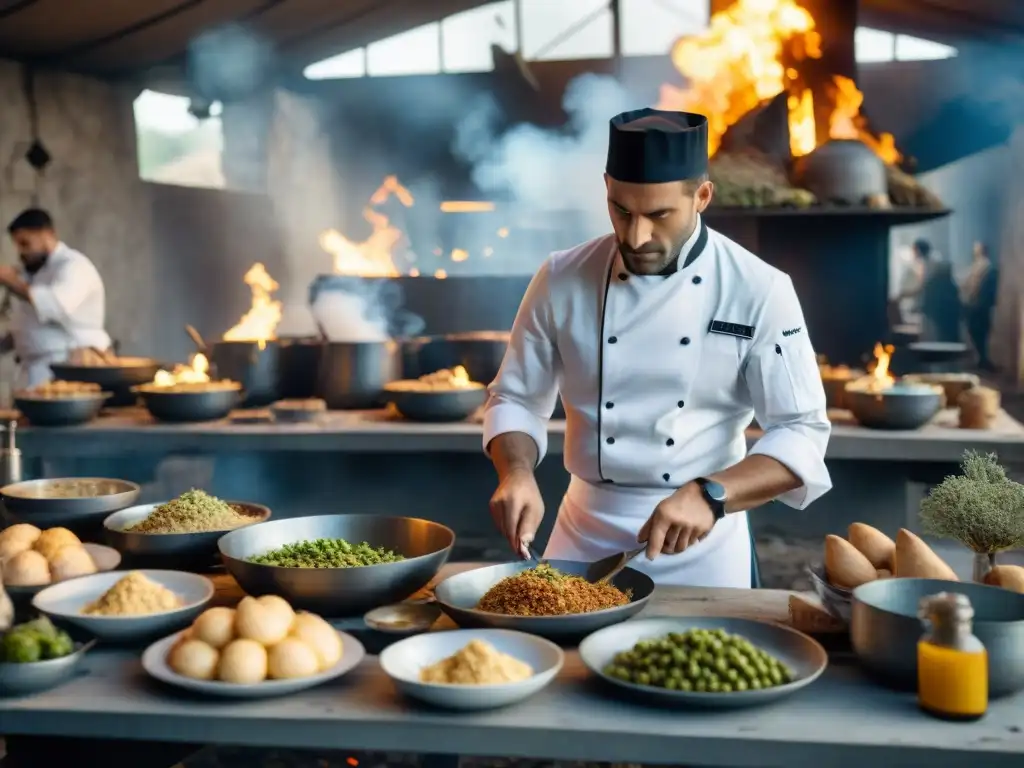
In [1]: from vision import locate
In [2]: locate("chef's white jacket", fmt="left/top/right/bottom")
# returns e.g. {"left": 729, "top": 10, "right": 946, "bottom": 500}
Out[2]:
{"left": 482, "top": 217, "right": 832, "bottom": 586}
{"left": 9, "top": 242, "right": 111, "bottom": 387}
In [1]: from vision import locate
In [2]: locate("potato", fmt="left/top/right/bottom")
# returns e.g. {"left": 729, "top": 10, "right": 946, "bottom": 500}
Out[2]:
{"left": 983, "top": 565, "right": 1024, "bottom": 593}
{"left": 893, "top": 529, "right": 958, "bottom": 580}
{"left": 824, "top": 534, "right": 877, "bottom": 589}
{"left": 847, "top": 523, "right": 895, "bottom": 570}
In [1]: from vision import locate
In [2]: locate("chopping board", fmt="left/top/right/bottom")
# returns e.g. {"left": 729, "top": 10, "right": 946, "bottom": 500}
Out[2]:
{"left": 209, "top": 562, "right": 845, "bottom": 635}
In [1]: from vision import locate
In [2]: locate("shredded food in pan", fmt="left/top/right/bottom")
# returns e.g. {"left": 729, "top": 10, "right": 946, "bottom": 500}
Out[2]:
{"left": 476, "top": 563, "right": 631, "bottom": 616}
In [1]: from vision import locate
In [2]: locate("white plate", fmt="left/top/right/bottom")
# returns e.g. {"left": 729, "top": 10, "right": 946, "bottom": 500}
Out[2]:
{"left": 579, "top": 617, "right": 828, "bottom": 709}
{"left": 141, "top": 629, "right": 366, "bottom": 698}
{"left": 32, "top": 569, "right": 214, "bottom": 642}
{"left": 379, "top": 628, "right": 563, "bottom": 710}
{"left": 5, "top": 543, "right": 122, "bottom": 601}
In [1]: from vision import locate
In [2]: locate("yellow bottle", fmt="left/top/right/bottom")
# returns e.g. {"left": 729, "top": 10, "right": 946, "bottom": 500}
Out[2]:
{"left": 917, "top": 592, "right": 988, "bottom": 721}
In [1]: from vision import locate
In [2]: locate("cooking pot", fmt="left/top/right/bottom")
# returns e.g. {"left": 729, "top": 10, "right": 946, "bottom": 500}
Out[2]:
{"left": 792, "top": 139, "right": 887, "bottom": 206}
{"left": 278, "top": 336, "right": 324, "bottom": 399}
{"left": 317, "top": 341, "right": 399, "bottom": 410}
{"left": 209, "top": 340, "right": 282, "bottom": 407}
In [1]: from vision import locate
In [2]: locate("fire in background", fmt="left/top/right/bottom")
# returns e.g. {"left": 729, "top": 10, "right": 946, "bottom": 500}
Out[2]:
{"left": 658, "top": 0, "right": 898, "bottom": 164}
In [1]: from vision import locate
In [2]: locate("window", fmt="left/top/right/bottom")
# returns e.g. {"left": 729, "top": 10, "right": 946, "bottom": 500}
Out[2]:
{"left": 856, "top": 27, "right": 957, "bottom": 63}
{"left": 620, "top": 0, "right": 709, "bottom": 57}
{"left": 855, "top": 27, "right": 895, "bottom": 63}
{"left": 442, "top": 1, "right": 518, "bottom": 73}
{"left": 304, "top": 48, "right": 365, "bottom": 80}
{"left": 367, "top": 23, "right": 441, "bottom": 76}
{"left": 133, "top": 90, "right": 225, "bottom": 188}
{"left": 895, "top": 35, "right": 957, "bottom": 62}
{"left": 520, "top": 0, "right": 613, "bottom": 61}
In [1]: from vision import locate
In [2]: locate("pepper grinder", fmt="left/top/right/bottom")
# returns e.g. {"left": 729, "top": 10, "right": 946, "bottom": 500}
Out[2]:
{"left": 0, "top": 419, "right": 22, "bottom": 487}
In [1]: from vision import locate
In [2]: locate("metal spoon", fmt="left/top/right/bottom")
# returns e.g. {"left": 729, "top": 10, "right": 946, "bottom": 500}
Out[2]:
{"left": 184, "top": 324, "right": 208, "bottom": 352}
{"left": 363, "top": 598, "right": 440, "bottom": 634}
{"left": 585, "top": 545, "right": 646, "bottom": 584}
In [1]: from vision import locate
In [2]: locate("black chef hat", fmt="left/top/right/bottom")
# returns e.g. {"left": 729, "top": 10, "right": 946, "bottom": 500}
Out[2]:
{"left": 606, "top": 108, "right": 709, "bottom": 184}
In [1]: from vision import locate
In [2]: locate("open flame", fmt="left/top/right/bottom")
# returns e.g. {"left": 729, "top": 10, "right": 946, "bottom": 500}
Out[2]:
{"left": 658, "top": 0, "right": 898, "bottom": 164}
{"left": 153, "top": 353, "right": 210, "bottom": 387}
{"left": 222, "top": 263, "right": 282, "bottom": 348}
{"left": 847, "top": 341, "right": 896, "bottom": 393}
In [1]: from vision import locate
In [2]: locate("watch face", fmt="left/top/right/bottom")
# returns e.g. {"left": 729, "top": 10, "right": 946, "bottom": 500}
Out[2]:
{"left": 702, "top": 479, "right": 727, "bottom": 502}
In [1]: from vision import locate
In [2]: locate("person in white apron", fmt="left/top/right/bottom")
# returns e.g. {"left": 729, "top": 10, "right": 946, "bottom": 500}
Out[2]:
{"left": 0, "top": 209, "right": 111, "bottom": 389}
{"left": 482, "top": 109, "right": 832, "bottom": 588}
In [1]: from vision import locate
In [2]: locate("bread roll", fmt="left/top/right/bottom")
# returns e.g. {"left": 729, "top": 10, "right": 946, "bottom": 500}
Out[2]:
{"left": 983, "top": 565, "right": 1024, "bottom": 593}
{"left": 33, "top": 527, "right": 81, "bottom": 560}
{"left": 49, "top": 544, "right": 97, "bottom": 581}
{"left": 848, "top": 523, "right": 896, "bottom": 570}
{"left": 824, "top": 534, "right": 877, "bottom": 589}
{"left": 894, "top": 529, "right": 958, "bottom": 580}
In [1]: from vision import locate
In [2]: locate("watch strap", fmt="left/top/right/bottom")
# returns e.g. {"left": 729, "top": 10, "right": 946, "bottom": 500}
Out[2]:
{"left": 695, "top": 476, "right": 727, "bottom": 522}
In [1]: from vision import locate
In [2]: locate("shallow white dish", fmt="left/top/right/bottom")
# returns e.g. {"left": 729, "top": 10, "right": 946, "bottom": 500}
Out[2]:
{"left": 5, "top": 543, "right": 122, "bottom": 603}
{"left": 379, "top": 628, "right": 564, "bottom": 710}
{"left": 141, "top": 629, "right": 365, "bottom": 698}
{"left": 32, "top": 569, "right": 214, "bottom": 642}
{"left": 579, "top": 617, "right": 827, "bottom": 709}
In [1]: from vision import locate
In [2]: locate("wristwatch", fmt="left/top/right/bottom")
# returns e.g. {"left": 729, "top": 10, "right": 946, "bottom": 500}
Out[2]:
{"left": 695, "top": 477, "right": 728, "bottom": 523}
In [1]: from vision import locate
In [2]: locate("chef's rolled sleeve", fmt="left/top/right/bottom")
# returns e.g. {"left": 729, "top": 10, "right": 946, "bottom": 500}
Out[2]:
{"left": 29, "top": 259, "right": 93, "bottom": 326}
{"left": 743, "top": 274, "right": 831, "bottom": 509}
{"left": 483, "top": 259, "right": 560, "bottom": 465}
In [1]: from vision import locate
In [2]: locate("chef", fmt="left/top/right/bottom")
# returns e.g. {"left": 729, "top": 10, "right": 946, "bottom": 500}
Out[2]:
{"left": 483, "top": 108, "right": 832, "bottom": 587}
{"left": 0, "top": 208, "right": 111, "bottom": 388}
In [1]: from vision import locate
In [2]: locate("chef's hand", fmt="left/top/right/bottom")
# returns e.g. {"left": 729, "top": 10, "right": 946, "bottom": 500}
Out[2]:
{"left": 637, "top": 482, "right": 715, "bottom": 560}
{"left": 489, "top": 468, "right": 544, "bottom": 559}
{"left": 0, "top": 266, "right": 18, "bottom": 287}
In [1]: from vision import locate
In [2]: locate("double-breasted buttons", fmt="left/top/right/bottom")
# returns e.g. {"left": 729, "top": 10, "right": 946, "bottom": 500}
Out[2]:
{"left": 663, "top": 473, "right": 671, "bottom": 481}
{"left": 666, "top": 438, "right": 674, "bottom": 446}
{"left": 606, "top": 437, "right": 615, "bottom": 445}
{"left": 605, "top": 401, "right": 614, "bottom": 409}
{"left": 692, "top": 275, "right": 702, "bottom": 285}
{"left": 608, "top": 336, "right": 618, "bottom": 344}
{"left": 680, "top": 336, "right": 691, "bottom": 345}
{"left": 677, "top": 400, "right": 685, "bottom": 408}
{"left": 618, "top": 272, "right": 628, "bottom": 281}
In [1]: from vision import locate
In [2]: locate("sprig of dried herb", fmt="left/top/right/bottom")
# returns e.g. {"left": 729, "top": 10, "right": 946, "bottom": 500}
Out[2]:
{"left": 920, "top": 451, "right": 1024, "bottom": 553}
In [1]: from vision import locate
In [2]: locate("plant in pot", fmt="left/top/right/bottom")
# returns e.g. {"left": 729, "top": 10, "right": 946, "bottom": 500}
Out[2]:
{"left": 919, "top": 451, "right": 1024, "bottom": 582}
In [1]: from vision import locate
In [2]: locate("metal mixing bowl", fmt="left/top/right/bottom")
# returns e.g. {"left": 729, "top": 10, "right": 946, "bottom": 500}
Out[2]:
{"left": 218, "top": 514, "right": 455, "bottom": 616}
{"left": 134, "top": 387, "right": 241, "bottom": 422}
{"left": 14, "top": 394, "right": 109, "bottom": 426}
{"left": 1, "top": 478, "right": 140, "bottom": 532}
{"left": 851, "top": 578, "right": 1024, "bottom": 698}
{"left": 104, "top": 501, "right": 271, "bottom": 570}
{"left": 433, "top": 560, "right": 655, "bottom": 642}
{"left": 383, "top": 386, "right": 487, "bottom": 422}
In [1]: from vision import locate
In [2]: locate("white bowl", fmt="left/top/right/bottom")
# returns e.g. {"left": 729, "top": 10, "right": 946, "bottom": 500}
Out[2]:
{"left": 141, "top": 629, "right": 366, "bottom": 698}
{"left": 378, "top": 629, "right": 564, "bottom": 710}
{"left": 32, "top": 570, "right": 214, "bottom": 642}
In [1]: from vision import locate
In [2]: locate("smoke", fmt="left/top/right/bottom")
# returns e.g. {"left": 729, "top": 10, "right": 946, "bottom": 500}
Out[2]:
{"left": 311, "top": 290, "right": 388, "bottom": 342}
{"left": 453, "top": 73, "right": 644, "bottom": 237}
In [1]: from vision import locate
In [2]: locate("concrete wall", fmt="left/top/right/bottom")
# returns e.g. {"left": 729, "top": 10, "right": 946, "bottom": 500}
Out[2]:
{"left": 0, "top": 59, "right": 158, "bottom": 370}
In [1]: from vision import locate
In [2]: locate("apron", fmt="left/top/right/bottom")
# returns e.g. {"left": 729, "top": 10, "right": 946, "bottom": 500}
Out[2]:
{"left": 543, "top": 476, "right": 752, "bottom": 588}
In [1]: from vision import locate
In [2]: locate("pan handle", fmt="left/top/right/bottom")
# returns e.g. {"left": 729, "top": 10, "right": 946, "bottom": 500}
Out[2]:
{"left": 185, "top": 325, "right": 208, "bottom": 353}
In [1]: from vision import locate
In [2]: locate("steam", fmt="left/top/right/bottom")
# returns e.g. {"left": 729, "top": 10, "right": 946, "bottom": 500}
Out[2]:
{"left": 311, "top": 291, "right": 388, "bottom": 342}
{"left": 453, "top": 73, "right": 643, "bottom": 237}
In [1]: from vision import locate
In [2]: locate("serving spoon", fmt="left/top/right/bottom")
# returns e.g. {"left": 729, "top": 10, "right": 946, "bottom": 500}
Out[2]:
{"left": 585, "top": 545, "right": 646, "bottom": 584}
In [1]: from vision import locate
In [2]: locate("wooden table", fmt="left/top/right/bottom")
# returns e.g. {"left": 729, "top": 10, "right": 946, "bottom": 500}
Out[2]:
{"left": 2, "top": 565, "right": 1022, "bottom": 768}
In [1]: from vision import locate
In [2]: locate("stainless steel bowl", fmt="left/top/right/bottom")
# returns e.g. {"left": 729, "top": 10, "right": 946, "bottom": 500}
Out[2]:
{"left": 218, "top": 514, "right": 455, "bottom": 616}
{"left": 0, "top": 638, "right": 96, "bottom": 696}
{"left": 1, "top": 478, "right": 141, "bottom": 531}
{"left": 104, "top": 501, "right": 271, "bottom": 571}
{"left": 14, "top": 394, "right": 110, "bottom": 426}
{"left": 433, "top": 560, "right": 655, "bottom": 642}
{"left": 851, "top": 578, "right": 1024, "bottom": 698}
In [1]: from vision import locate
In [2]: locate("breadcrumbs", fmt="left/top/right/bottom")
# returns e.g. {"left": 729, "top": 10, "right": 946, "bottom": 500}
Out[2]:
{"left": 477, "top": 564, "right": 631, "bottom": 616}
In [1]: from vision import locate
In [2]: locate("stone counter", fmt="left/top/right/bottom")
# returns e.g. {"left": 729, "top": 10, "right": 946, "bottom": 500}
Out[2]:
{"left": 14, "top": 406, "right": 1024, "bottom": 462}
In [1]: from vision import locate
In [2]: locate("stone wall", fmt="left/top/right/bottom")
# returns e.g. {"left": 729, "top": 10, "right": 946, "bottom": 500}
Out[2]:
{"left": 0, "top": 59, "right": 158, "bottom": 372}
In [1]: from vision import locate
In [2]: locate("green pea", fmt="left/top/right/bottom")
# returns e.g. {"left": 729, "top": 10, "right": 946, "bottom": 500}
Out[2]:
{"left": 735, "top": 678, "right": 749, "bottom": 692}
{"left": 719, "top": 682, "right": 733, "bottom": 693}
{"left": 695, "top": 679, "right": 708, "bottom": 692}
{"left": 636, "top": 672, "right": 651, "bottom": 685}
